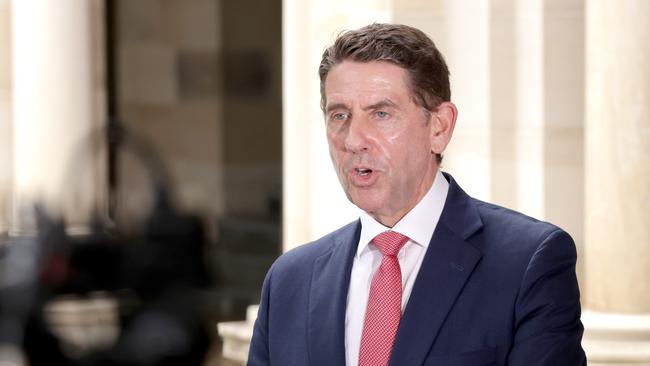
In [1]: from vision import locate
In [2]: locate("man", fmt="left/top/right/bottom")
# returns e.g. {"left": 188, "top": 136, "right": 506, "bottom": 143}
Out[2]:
{"left": 248, "top": 23, "right": 586, "bottom": 365}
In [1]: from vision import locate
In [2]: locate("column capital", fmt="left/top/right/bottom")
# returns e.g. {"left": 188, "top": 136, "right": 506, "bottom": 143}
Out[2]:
{"left": 582, "top": 310, "right": 650, "bottom": 363}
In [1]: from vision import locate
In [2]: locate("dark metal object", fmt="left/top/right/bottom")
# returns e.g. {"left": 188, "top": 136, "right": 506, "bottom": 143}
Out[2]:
{"left": 0, "top": 122, "right": 212, "bottom": 365}
{"left": 105, "top": 0, "right": 120, "bottom": 221}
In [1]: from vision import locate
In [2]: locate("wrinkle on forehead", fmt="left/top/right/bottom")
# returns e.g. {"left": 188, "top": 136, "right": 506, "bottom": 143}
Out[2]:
{"left": 324, "top": 61, "right": 420, "bottom": 112}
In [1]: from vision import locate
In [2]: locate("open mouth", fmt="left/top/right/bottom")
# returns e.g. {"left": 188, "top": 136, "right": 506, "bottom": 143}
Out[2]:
{"left": 355, "top": 168, "right": 372, "bottom": 176}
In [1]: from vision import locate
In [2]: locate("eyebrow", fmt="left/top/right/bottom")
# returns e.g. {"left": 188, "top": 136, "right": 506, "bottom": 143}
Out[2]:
{"left": 362, "top": 98, "right": 399, "bottom": 112}
{"left": 325, "top": 98, "right": 399, "bottom": 114}
{"left": 325, "top": 102, "right": 350, "bottom": 114}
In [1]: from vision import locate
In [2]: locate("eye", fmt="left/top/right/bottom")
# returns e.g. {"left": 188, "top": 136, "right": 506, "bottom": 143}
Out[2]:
{"left": 331, "top": 112, "right": 348, "bottom": 121}
{"left": 376, "top": 111, "right": 389, "bottom": 119}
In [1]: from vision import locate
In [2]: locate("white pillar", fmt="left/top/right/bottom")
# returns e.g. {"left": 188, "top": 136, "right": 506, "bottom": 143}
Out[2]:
{"left": 583, "top": 0, "right": 650, "bottom": 363}
{"left": 282, "top": 0, "right": 392, "bottom": 251}
{"left": 513, "top": 0, "right": 545, "bottom": 218}
{"left": 441, "top": 0, "right": 492, "bottom": 201}
{"left": 395, "top": 0, "right": 585, "bottom": 241}
{"left": 219, "top": 1, "right": 395, "bottom": 363}
{"left": 10, "top": 0, "right": 105, "bottom": 234}
{"left": 539, "top": 0, "right": 585, "bottom": 283}
{"left": 487, "top": 0, "right": 518, "bottom": 210}
{"left": 0, "top": 0, "right": 11, "bottom": 233}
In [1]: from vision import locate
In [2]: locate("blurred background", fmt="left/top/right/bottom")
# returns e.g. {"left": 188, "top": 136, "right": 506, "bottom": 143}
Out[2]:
{"left": 0, "top": 0, "right": 648, "bottom": 365}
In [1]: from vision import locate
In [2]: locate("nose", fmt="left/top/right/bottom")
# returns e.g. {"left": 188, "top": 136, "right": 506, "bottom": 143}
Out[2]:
{"left": 344, "top": 117, "right": 370, "bottom": 154}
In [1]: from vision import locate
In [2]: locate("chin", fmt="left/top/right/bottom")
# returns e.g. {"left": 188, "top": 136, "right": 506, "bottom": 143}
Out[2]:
{"left": 349, "top": 195, "right": 384, "bottom": 216}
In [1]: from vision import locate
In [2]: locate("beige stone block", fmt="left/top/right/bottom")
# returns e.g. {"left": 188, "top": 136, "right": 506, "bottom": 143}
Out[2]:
{"left": 222, "top": 0, "right": 281, "bottom": 49}
{"left": 222, "top": 98, "right": 281, "bottom": 164}
{"left": 119, "top": 101, "right": 224, "bottom": 219}
{"left": 161, "top": 0, "right": 219, "bottom": 50}
{"left": 119, "top": 42, "right": 177, "bottom": 105}
{"left": 117, "top": 0, "right": 165, "bottom": 43}
{"left": 223, "top": 49, "right": 273, "bottom": 99}
{"left": 122, "top": 102, "right": 221, "bottom": 161}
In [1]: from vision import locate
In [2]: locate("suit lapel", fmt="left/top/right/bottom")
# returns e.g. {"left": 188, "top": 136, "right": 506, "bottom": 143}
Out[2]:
{"left": 308, "top": 221, "right": 360, "bottom": 366}
{"left": 390, "top": 174, "right": 484, "bottom": 366}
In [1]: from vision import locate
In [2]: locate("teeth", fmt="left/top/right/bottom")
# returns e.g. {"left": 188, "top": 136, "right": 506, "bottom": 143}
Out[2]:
{"left": 356, "top": 168, "right": 371, "bottom": 176}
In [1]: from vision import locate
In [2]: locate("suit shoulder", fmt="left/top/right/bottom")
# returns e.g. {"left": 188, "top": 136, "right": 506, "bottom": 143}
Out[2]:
{"left": 471, "top": 198, "right": 571, "bottom": 246}
{"left": 467, "top": 198, "right": 578, "bottom": 283}
{"left": 270, "top": 220, "right": 359, "bottom": 273}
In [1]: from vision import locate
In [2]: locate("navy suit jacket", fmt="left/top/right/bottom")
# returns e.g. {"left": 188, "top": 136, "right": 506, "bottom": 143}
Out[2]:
{"left": 248, "top": 174, "right": 586, "bottom": 365}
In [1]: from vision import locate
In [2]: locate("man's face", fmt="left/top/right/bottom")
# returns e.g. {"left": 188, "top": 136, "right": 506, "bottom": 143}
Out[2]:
{"left": 324, "top": 61, "right": 439, "bottom": 227}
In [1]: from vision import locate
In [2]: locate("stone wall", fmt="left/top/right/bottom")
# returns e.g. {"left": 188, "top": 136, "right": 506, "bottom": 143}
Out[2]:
{"left": 114, "top": 0, "right": 282, "bottom": 240}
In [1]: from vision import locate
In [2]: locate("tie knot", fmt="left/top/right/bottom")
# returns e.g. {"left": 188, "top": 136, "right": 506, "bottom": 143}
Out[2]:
{"left": 372, "top": 231, "right": 409, "bottom": 257}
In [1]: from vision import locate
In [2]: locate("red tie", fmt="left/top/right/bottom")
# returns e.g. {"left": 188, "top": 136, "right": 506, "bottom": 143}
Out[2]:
{"left": 358, "top": 231, "right": 409, "bottom": 366}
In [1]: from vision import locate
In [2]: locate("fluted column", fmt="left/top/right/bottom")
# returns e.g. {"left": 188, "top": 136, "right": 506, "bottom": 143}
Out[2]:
{"left": 583, "top": 0, "right": 650, "bottom": 363}
{"left": 10, "top": 0, "right": 105, "bottom": 234}
{"left": 394, "top": 0, "right": 585, "bottom": 274}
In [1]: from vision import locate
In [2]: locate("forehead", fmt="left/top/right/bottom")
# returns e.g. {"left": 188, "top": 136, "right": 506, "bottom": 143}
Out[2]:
{"left": 324, "top": 61, "right": 412, "bottom": 106}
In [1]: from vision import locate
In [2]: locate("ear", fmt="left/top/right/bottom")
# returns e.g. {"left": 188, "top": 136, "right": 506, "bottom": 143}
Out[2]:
{"left": 429, "top": 101, "right": 457, "bottom": 155}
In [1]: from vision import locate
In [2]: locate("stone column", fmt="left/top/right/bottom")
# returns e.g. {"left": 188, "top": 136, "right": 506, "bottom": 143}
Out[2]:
{"left": 10, "top": 0, "right": 105, "bottom": 234}
{"left": 0, "top": 0, "right": 11, "bottom": 234}
{"left": 439, "top": 0, "right": 492, "bottom": 201}
{"left": 539, "top": 0, "right": 585, "bottom": 283}
{"left": 283, "top": 0, "right": 392, "bottom": 251}
{"left": 583, "top": 0, "right": 650, "bottom": 363}
{"left": 218, "top": 1, "right": 393, "bottom": 363}
{"left": 394, "top": 0, "right": 585, "bottom": 262}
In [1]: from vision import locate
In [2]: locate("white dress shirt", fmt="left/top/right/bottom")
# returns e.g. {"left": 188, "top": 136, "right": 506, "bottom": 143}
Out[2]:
{"left": 344, "top": 170, "right": 449, "bottom": 366}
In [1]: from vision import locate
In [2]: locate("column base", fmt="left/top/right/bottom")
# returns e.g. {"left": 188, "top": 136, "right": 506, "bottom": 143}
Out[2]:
{"left": 217, "top": 305, "right": 258, "bottom": 365}
{"left": 582, "top": 310, "right": 650, "bottom": 364}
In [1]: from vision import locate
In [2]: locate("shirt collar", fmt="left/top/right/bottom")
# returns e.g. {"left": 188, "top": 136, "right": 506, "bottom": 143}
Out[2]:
{"left": 357, "top": 169, "right": 450, "bottom": 257}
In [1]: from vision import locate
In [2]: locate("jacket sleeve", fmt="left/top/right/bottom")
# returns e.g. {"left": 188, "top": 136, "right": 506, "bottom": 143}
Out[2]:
{"left": 507, "top": 229, "right": 587, "bottom": 365}
{"left": 247, "top": 266, "right": 273, "bottom": 366}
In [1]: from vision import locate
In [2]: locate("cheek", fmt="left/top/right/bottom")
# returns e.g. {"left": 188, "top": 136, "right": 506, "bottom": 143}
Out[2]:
{"left": 388, "top": 134, "right": 430, "bottom": 164}
{"left": 327, "top": 134, "right": 339, "bottom": 154}
{"left": 328, "top": 147, "right": 346, "bottom": 175}
{"left": 327, "top": 131, "right": 345, "bottom": 154}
